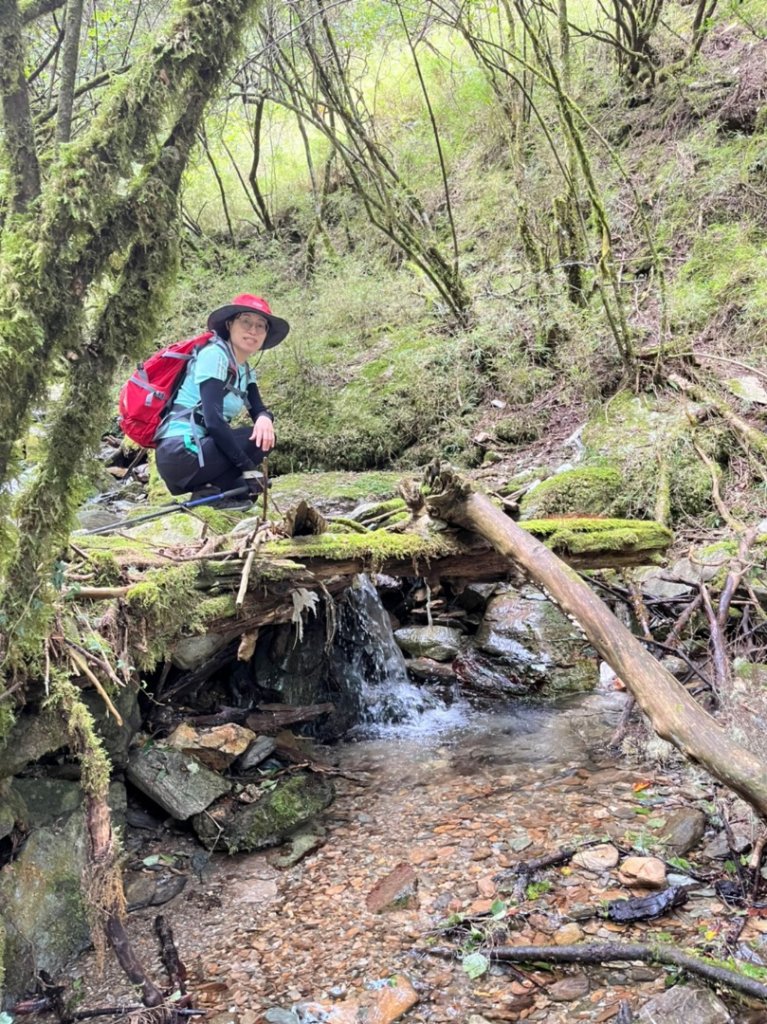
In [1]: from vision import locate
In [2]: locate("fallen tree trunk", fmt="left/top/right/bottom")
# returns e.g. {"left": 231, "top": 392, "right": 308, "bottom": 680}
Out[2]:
{"left": 424, "top": 463, "right": 767, "bottom": 819}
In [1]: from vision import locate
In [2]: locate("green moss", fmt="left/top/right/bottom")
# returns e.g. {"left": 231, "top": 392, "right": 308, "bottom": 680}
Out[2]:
{"left": 523, "top": 517, "right": 672, "bottom": 556}
{"left": 197, "top": 594, "right": 238, "bottom": 622}
{"left": 82, "top": 549, "right": 123, "bottom": 587}
{"left": 262, "top": 528, "right": 453, "bottom": 566}
{"left": 326, "top": 518, "right": 369, "bottom": 534}
{"left": 520, "top": 467, "right": 626, "bottom": 519}
{"left": 125, "top": 563, "right": 202, "bottom": 669}
{"left": 580, "top": 393, "right": 725, "bottom": 522}
{"left": 270, "top": 471, "right": 401, "bottom": 505}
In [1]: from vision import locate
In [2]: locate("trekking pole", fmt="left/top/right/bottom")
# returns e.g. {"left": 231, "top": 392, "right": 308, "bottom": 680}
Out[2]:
{"left": 77, "top": 486, "right": 250, "bottom": 536}
{"left": 260, "top": 457, "right": 269, "bottom": 523}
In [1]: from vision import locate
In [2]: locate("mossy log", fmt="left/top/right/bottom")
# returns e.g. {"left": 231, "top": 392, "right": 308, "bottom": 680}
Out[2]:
{"left": 61, "top": 503, "right": 675, "bottom": 682}
{"left": 207, "top": 518, "right": 669, "bottom": 626}
{"left": 423, "top": 463, "right": 767, "bottom": 820}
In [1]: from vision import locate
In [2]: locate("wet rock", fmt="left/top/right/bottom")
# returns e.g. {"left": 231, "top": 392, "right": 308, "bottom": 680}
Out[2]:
{"left": 171, "top": 632, "right": 228, "bottom": 671}
{"left": 0, "top": 809, "right": 91, "bottom": 1001}
{"left": 393, "top": 625, "right": 463, "bottom": 661}
{"left": 657, "top": 808, "right": 707, "bottom": 856}
{"left": 618, "top": 856, "right": 667, "bottom": 889}
{"left": 475, "top": 586, "right": 597, "bottom": 694}
{"left": 453, "top": 650, "right": 528, "bottom": 698}
{"left": 237, "top": 735, "right": 277, "bottom": 772}
{"left": 166, "top": 722, "right": 256, "bottom": 772}
{"left": 127, "top": 744, "right": 231, "bottom": 820}
{"left": 405, "top": 657, "right": 457, "bottom": 681}
{"left": 192, "top": 773, "right": 334, "bottom": 853}
{"left": 572, "top": 844, "right": 620, "bottom": 873}
{"left": 0, "top": 779, "right": 27, "bottom": 838}
{"left": 637, "top": 984, "right": 733, "bottom": 1023}
{"left": 255, "top": 613, "right": 328, "bottom": 709}
{"left": 548, "top": 975, "right": 589, "bottom": 1001}
{"left": 366, "top": 862, "right": 418, "bottom": 913}
{"left": 75, "top": 508, "right": 121, "bottom": 532}
{"left": 330, "top": 576, "right": 437, "bottom": 730}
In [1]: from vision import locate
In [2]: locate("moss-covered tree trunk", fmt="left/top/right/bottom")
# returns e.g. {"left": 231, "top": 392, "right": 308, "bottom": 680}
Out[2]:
{"left": 0, "top": 0, "right": 264, "bottom": 670}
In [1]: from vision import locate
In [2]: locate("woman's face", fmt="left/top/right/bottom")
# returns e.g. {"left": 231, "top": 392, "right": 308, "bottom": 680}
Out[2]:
{"left": 228, "top": 312, "right": 269, "bottom": 361}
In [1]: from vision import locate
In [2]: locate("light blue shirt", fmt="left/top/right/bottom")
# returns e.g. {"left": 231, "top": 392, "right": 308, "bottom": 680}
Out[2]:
{"left": 155, "top": 339, "right": 251, "bottom": 443}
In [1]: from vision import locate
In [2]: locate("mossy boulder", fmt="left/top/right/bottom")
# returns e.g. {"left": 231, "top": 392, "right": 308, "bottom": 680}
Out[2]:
{"left": 0, "top": 810, "right": 91, "bottom": 1002}
{"left": 581, "top": 393, "right": 726, "bottom": 522}
{"left": 520, "top": 467, "right": 627, "bottom": 519}
{"left": 192, "top": 773, "right": 335, "bottom": 853}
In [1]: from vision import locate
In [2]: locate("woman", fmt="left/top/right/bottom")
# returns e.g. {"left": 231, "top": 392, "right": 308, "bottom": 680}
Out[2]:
{"left": 154, "top": 293, "right": 289, "bottom": 499}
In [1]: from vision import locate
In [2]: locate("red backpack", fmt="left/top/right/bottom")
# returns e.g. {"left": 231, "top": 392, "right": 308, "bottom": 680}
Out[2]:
{"left": 118, "top": 331, "right": 220, "bottom": 448}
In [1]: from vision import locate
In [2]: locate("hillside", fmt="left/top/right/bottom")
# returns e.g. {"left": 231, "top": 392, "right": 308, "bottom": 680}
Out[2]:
{"left": 155, "top": 2, "right": 767, "bottom": 529}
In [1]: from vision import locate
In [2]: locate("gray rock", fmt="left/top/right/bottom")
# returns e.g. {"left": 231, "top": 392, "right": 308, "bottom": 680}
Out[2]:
{"left": 237, "top": 735, "right": 277, "bottom": 772}
{"left": 75, "top": 508, "right": 120, "bottom": 531}
{"left": 475, "top": 586, "right": 597, "bottom": 694}
{"left": 0, "top": 710, "right": 67, "bottom": 779}
{"left": 702, "top": 831, "right": 751, "bottom": 860}
{"left": 393, "top": 625, "right": 463, "bottom": 661}
{"left": 10, "top": 778, "right": 126, "bottom": 830}
{"left": 0, "top": 779, "right": 27, "bottom": 838}
{"left": 672, "top": 554, "right": 727, "bottom": 586}
{"left": 171, "top": 632, "right": 228, "bottom": 671}
{"left": 657, "top": 808, "right": 707, "bottom": 856}
{"left": 268, "top": 826, "right": 326, "bottom": 868}
{"left": 637, "top": 984, "right": 733, "bottom": 1023}
{"left": 0, "top": 810, "right": 91, "bottom": 1001}
{"left": 630, "top": 567, "right": 693, "bottom": 599}
{"left": 455, "top": 583, "right": 498, "bottom": 613}
{"left": 127, "top": 744, "right": 230, "bottom": 820}
{"left": 264, "top": 1011, "right": 300, "bottom": 1024}
{"left": 192, "top": 774, "right": 334, "bottom": 853}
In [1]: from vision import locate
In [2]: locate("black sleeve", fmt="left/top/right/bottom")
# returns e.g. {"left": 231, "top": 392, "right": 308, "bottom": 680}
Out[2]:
{"left": 199, "top": 378, "right": 257, "bottom": 472}
{"left": 247, "top": 380, "right": 273, "bottom": 423}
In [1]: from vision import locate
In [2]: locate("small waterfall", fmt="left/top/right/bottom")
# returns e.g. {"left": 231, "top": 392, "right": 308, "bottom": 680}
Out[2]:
{"left": 330, "top": 575, "right": 467, "bottom": 736}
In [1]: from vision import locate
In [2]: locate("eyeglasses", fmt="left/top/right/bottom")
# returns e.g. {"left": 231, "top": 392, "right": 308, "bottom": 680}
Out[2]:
{"left": 233, "top": 313, "right": 268, "bottom": 333}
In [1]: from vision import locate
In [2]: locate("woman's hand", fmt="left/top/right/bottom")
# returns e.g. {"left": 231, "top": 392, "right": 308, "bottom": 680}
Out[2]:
{"left": 251, "top": 414, "right": 275, "bottom": 452}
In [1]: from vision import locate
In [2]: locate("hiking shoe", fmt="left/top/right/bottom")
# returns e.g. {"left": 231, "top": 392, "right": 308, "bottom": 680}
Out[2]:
{"left": 189, "top": 485, "right": 222, "bottom": 502}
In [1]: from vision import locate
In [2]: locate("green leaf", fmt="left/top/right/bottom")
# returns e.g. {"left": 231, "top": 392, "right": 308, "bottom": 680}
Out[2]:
{"left": 490, "top": 899, "right": 508, "bottom": 919}
{"left": 462, "top": 952, "right": 489, "bottom": 980}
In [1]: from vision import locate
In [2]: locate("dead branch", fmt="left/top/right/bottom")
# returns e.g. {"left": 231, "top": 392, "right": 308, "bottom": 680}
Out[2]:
{"left": 484, "top": 942, "right": 767, "bottom": 1002}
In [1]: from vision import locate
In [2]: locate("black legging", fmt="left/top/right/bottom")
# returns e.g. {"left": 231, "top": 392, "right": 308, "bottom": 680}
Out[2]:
{"left": 155, "top": 427, "right": 267, "bottom": 496}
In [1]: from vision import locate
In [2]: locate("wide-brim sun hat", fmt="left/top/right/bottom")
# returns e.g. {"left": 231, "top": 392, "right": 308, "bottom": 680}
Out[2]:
{"left": 207, "top": 293, "right": 290, "bottom": 350}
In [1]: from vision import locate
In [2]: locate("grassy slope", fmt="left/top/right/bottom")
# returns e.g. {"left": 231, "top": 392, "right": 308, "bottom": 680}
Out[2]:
{"left": 160, "top": 4, "right": 766, "bottom": 518}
